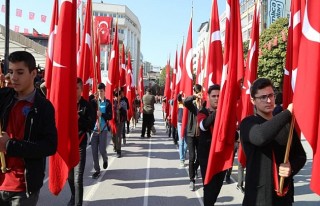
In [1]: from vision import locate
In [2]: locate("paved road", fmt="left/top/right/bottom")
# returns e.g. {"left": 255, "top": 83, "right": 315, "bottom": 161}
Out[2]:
{"left": 38, "top": 104, "right": 319, "bottom": 206}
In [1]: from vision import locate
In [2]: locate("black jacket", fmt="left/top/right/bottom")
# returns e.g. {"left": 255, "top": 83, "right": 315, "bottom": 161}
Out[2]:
{"left": 240, "top": 110, "right": 306, "bottom": 206}
{"left": 0, "top": 87, "right": 58, "bottom": 194}
{"left": 184, "top": 95, "right": 200, "bottom": 137}
{"left": 78, "top": 97, "right": 95, "bottom": 145}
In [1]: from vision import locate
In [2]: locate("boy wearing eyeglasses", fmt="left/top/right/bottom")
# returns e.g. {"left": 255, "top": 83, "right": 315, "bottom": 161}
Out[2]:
{"left": 240, "top": 78, "right": 306, "bottom": 206}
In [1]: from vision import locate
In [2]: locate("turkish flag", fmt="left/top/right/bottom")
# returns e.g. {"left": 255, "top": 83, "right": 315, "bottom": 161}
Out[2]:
{"left": 205, "top": 0, "right": 223, "bottom": 93}
{"left": 239, "top": 2, "right": 261, "bottom": 167}
{"left": 180, "top": 17, "right": 193, "bottom": 138}
{"left": 1, "top": 5, "right": 5, "bottom": 13}
{"left": 105, "top": 22, "right": 119, "bottom": 134}
{"left": 29, "top": 12, "right": 35, "bottom": 20}
{"left": 45, "top": 0, "right": 59, "bottom": 99}
{"left": 41, "top": 15, "right": 47, "bottom": 23}
{"left": 78, "top": 0, "right": 93, "bottom": 100}
{"left": 16, "top": 8, "right": 22, "bottom": 17}
{"left": 95, "top": 16, "right": 113, "bottom": 44}
{"left": 293, "top": 0, "right": 320, "bottom": 195}
{"left": 23, "top": 28, "right": 29, "bottom": 34}
{"left": 205, "top": 0, "right": 244, "bottom": 185}
{"left": 14, "top": 25, "right": 19, "bottom": 32}
{"left": 92, "top": 21, "right": 102, "bottom": 94}
{"left": 164, "top": 60, "right": 171, "bottom": 118}
{"left": 126, "top": 51, "right": 134, "bottom": 121}
{"left": 120, "top": 44, "right": 127, "bottom": 92}
{"left": 283, "top": 0, "right": 305, "bottom": 109}
{"left": 48, "top": 0, "right": 79, "bottom": 195}
{"left": 170, "top": 50, "right": 178, "bottom": 127}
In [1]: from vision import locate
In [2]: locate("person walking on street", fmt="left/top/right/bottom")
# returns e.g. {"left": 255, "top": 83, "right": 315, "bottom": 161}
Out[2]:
{"left": 240, "top": 78, "right": 306, "bottom": 206}
{"left": 90, "top": 83, "right": 112, "bottom": 179}
{"left": 184, "top": 84, "right": 202, "bottom": 191}
{"left": 67, "top": 78, "right": 95, "bottom": 206}
{"left": 177, "top": 94, "right": 187, "bottom": 167}
{"left": 141, "top": 88, "right": 155, "bottom": 138}
{"left": 0, "top": 51, "right": 57, "bottom": 206}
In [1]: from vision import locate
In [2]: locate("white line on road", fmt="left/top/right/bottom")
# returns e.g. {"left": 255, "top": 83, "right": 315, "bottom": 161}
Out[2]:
{"left": 143, "top": 137, "right": 152, "bottom": 206}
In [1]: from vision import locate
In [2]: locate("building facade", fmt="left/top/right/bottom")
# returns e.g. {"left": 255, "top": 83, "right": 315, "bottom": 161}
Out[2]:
{"left": 92, "top": 2, "right": 141, "bottom": 86}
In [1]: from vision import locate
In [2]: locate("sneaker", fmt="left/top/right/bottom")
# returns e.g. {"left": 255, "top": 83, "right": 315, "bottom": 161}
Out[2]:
{"left": 117, "top": 151, "right": 121, "bottom": 158}
{"left": 179, "top": 161, "right": 185, "bottom": 168}
{"left": 236, "top": 185, "right": 245, "bottom": 193}
{"left": 103, "top": 161, "right": 108, "bottom": 169}
{"left": 92, "top": 171, "right": 100, "bottom": 179}
{"left": 189, "top": 181, "right": 195, "bottom": 191}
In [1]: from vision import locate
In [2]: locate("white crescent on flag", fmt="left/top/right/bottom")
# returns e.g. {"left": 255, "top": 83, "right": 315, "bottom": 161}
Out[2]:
{"left": 302, "top": 1, "right": 320, "bottom": 43}
{"left": 186, "top": 48, "right": 193, "bottom": 80}
{"left": 85, "top": 33, "right": 91, "bottom": 49}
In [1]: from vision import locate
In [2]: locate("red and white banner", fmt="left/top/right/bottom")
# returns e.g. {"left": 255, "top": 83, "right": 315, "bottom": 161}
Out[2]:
{"left": 41, "top": 14, "right": 47, "bottom": 23}
{"left": 29, "top": 12, "right": 35, "bottom": 20}
{"left": 1, "top": 5, "right": 5, "bottom": 13}
{"left": 95, "top": 16, "right": 113, "bottom": 44}
{"left": 16, "top": 8, "right": 22, "bottom": 17}
{"left": 24, "top": 28, "right": 29, "bottom": 34}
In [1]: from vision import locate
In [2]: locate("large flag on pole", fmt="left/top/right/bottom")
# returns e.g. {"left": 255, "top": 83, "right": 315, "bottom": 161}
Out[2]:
{"left": 205, "top": 0, "right": 223, "bottom": 91}
{"left": 120, "top": 44, "right": 127, "bottom": 92}
{"left": 105, "top": 21, "right": 119, "bottom": 134}
{"left": 138, "top": 65, "right": 144, "bottom": 111}
{"left": 205, "top": 0, "right": 244, "bottom": 185}
{"left": 44, "top": 0, "right": 58, "bottom": 98}
{"left": 48, "top": 0, "right": 79, "bottom": 195}
{"left": 283, "top": 0, "right": 305, "bottom": 109}
{"left": 239, "top": 1, "right": 260, "bottom": 167}
{"left": 77, "top": 0, "right": 93, "bottom": 100}
{"left": 126, "top": 51, "right": 134, "bottom": 121}
{"left": 180, "top": 16, "right": 193, "bottom": 137}
{"left": 164, "top": 60, "right": 171, "bottom": 118}
{"left": 293, "top": 0, "right": 320, "bottom": 195}
{"left": 170, "top": 50, "right": 178, "bottom": 127}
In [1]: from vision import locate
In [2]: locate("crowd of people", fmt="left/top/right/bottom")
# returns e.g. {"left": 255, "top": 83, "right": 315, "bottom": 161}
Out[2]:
{"left": 0, "top": 51, "right": 307, "bottom": 206}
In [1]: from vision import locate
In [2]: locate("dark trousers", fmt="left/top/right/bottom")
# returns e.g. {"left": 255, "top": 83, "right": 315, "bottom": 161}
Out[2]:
{"left": 68, "top": 142, "right": 87, "bottom": 206}
{"left": 0, "top": 190, "right": 40, "bottom": 206}
{"left": 199, "top": 158, "right": 227, "bottom": 206}
{"left": 187, "top": 135, "right": 199, "bottom": 182}
{"left": 141, "top": 113, "right": 154, "bottom": 137}
{"left": 226, "top": 142, "right": 239, "bottom": 179}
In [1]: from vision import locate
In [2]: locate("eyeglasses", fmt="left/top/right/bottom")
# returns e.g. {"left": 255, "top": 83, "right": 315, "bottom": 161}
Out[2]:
{"left": 254, "top": 93, "right": 275, "bottom": 102}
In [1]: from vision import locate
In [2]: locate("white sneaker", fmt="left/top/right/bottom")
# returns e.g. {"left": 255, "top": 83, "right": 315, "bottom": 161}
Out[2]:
{"left": 179, "top": 161, "right": 185, "bottom": 168}
{"left": 189, "top": 181, "right": 195, "bottom": 191}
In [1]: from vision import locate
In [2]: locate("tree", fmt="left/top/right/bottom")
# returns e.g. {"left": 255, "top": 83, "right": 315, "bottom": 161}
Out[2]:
{"left": 258, "top": 18, "right": 288, "bottom": 90}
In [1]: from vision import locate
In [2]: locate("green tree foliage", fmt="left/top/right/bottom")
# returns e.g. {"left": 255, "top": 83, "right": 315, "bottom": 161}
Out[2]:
{"left": 159, "top": 66, "right": 167, "bottom": 87}
{"left": 258, "top": 18, "right": 288, "bottom": 90}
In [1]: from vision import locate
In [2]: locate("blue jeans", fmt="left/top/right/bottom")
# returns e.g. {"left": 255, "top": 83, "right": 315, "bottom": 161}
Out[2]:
{"left": 177, "top": 123, "right": 187, "bottom": 161}
{"left": 0, "top": 190, "right": 40, "bottom": 206}
{"left": 68, "top": 142, "right": 87, "bottom": 206}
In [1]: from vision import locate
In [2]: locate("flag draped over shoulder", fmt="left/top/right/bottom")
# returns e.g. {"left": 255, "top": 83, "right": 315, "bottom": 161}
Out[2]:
{"left": 293, "top": 0, "right": 320, "bottom": 195}
{"left": 205, "top": 0, "right": 244, "bottom": 185}
{"left": 48, "top": 0, "right": 79, "bottom": 195}
{"left": 164, "top": 60, "right": 171, "bottom": 118}
{"left": 180, "top": 17, "right": 193, "bottom": 138}
{"left": 238, "top": 1, "right": 260, "bottom": 167}
{"left": 170, "top": 50, "right": 178, "bottom": 128}
{"left": 44, "top": 0, "right": 58, "bottom": 98}
{"left": 78, "top": 0, "right": 93, "bottom": 100}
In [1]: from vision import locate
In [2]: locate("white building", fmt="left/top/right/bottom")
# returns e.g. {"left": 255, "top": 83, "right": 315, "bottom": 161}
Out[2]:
{"left": 92, "top": 2, "right": 141, "bottom": 86}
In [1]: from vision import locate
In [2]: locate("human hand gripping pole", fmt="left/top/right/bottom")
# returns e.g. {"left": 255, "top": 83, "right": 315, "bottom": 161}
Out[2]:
{"left": 0, "top": 122, "right": 7, "bottom": 173}
{"left": 279, "top": 113, "right": 295, "bottom": 195}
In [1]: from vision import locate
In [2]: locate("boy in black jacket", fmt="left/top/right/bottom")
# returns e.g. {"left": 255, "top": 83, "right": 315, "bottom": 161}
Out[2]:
{"left": 0, "top": 51, "right": 57, "bottom": 205}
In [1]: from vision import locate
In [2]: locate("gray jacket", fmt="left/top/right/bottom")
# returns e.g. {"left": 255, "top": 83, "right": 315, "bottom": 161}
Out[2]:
{"left": 142, "top": 92, "right": 155, "bottom": 114}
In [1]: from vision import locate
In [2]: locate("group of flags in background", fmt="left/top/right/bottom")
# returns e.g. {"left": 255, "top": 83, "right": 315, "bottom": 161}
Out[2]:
{"left": 28, "top": 0, "right": 320, "bottom": 196}
{"left": 162, "top": 0, "right": 320, "bottom": 195}
{"left": 43, "top": 0, "right": 141, "bottom": 195}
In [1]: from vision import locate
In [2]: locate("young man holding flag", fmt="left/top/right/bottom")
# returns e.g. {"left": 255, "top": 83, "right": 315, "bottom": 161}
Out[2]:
{"left": 240, "top": 78, "right": 306, "bottom": 206}
{"left": 0, "top": 51, "right": 57, "bottom": 205}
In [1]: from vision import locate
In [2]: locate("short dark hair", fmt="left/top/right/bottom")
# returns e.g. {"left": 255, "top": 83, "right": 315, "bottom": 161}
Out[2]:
{"left": 8, "top": 51, "right": 36, "bottom": 73}
{"left": 208, "top": 84, "right": 220, "bottom": 94}
{"left": 250, "top": 78, "right": 273, "bottom": 98}
{"left": 98, "top": 82, "right": 105, "bottom": 90}
{"left": 77, "top": 77, "right": 83, "bottom": 86}
{"left": 177, "top": 93, "right": 182, "bottom": 102}
{"left": 193, "top": 84, "right": 202, "bottom": 93}
{"left": 146, "top": 88, "right": 151, "bottom": 93}
{"left": 275, "top": 92, "right": 283, "bottom": 105}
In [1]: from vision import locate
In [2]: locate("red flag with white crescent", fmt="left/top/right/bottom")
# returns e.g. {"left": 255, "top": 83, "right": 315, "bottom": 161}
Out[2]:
{"left": 293, "top": 0, "right": 320, "bottom": 195}
{"left": 170, "top": 50, "right": 178, "bottom": 127}
{"left": 126, "top": 51, "right": 134, "bottom": 121}
{"left": 48, "top": 0, "right": 79, "bottom": 195}
{"left": 205, "top": 0, "right": 244, "bottom": 185}
{"left": 44, "top": 0, "right": 58, "bottom": 98}
{"left": 120, "top": 44, "right": 127, "bottom": 92}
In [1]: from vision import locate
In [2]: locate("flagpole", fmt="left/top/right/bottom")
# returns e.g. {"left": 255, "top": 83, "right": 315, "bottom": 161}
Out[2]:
{"left": 0, "top": 122, "right": 7, "bottom": 173}
{"left": 279, "top": 115, "right": 295, "bottom": 195}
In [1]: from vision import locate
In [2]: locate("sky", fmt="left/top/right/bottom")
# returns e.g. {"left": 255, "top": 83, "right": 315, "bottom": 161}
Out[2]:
{"left": 0, "top": 0, "right": 226, "bottom": 67}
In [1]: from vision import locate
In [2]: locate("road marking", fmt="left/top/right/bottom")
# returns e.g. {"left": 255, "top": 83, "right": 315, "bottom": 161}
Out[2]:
{"left": 143, "top": 137, "right": 152, "bottom": 206}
